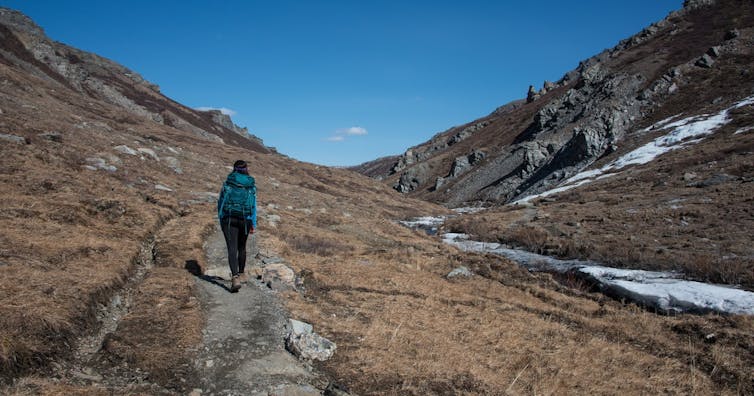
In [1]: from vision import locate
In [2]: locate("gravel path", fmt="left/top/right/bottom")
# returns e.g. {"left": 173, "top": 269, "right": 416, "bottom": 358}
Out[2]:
{"left": 194, "top": 228, "right": 325, "bottom": 396}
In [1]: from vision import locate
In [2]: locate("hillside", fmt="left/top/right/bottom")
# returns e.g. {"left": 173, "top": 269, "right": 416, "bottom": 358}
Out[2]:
{"left": 1, "top": 3, "right": 753, "bottom": 396}
{"left": 356, "top": 0, "right": 754, "bottom": 205}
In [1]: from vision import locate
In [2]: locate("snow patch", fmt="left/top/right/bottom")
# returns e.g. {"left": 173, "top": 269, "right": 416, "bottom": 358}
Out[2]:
{"left": 452, "top": 207, "right": 486, "bottom": 214}
{"left": 435, "top": 230, "right": 754, "bottom": 315}
{"left": 580, "top": 266, "right": 754, "bottom": 315}
{"left": 399, "top": 216, "right": 447, "bottom": 235}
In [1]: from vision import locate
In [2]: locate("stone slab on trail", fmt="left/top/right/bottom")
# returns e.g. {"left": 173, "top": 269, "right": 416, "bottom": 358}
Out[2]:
{"left": 195, "top": 228, "right": 325, "bottom": 395}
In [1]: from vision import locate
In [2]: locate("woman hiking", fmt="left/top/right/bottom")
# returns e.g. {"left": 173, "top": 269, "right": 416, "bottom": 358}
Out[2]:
{"left": 217, "top": 160, "right": 257, "bottom": 292}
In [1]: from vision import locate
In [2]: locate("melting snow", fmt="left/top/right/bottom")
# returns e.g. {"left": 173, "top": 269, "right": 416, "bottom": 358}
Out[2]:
{"left": 438, "top": 232, "right": 754, "bottom": 315}
{"left": 581, "top": 266, "right": 754, "bottom": 315}
{"left": 515, "top": 95, "right": 754, "bottom": 204}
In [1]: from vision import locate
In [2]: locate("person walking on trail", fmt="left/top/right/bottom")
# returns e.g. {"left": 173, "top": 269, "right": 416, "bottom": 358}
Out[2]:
{"left": 217, "top": 160, "right": 257, "bottom": 292}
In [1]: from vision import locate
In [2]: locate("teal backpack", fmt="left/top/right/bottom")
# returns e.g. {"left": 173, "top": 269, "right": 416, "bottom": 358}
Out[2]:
{"left": 218, "top": 172, "right": 256, "bottom": 221}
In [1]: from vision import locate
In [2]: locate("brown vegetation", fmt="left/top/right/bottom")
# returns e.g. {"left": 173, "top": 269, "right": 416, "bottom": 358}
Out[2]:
{"left": 1, "top": 3, "right": 753, "bottom": 394}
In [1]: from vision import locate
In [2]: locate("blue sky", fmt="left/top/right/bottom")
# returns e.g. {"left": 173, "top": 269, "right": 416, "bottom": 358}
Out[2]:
{"left": 4, "top": 1, "right": 681, "bottom": 166}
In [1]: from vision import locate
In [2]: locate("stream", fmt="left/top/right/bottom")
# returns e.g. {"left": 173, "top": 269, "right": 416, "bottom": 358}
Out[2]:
{"left": 401, "top": 214, "right": 754, "bottom": 315}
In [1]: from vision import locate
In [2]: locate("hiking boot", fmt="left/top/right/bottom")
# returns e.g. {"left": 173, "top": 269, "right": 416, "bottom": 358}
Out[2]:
{"left": 238, "top": 272, "right": 250, "bottom": 284}
{"left": 230, "top": 275, "right": 242, "bottom": 292}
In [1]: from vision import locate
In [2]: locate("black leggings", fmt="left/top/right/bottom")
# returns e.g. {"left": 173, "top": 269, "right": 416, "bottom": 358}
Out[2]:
{"left": 220, "top": 217, "right": 251, "bottom": 276}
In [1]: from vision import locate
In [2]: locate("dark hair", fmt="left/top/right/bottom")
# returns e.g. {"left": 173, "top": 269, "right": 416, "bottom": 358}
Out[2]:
{"left": 233, "top": 160, "right": 248, "bottom": 174}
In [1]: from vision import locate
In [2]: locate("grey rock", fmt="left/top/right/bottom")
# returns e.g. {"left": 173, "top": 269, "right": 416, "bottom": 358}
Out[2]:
{"left": 450, "top": 156, "right": 471, "bottom": 178}
{"left": 434, "top": 177, "right": 445, "bottom": 191}
{"left": 154, "top": 184, "right": 173, "bottom": 192}
{"left": 137, "top": 147, "right": 160, "bottom": 161}
{"left": 265, "top": 214, "right": 281, "bottom": 227}
{"left": 262, "top": 263, "right": 296, "bottom": 291}
{"left": 526, "top": 85, "right": 540, "bottom": 103}
{"left": 85, "top": 157, "right": 117, "bottom": 172}
{"left": 324, "top": 382, "right": 353, "bottom": 396}
{"left": 189, "top": 191, "right": 219, "bottom": 204}
{"left": 707, "top": 46, "right": 721, "bottom": 58}
{"left": 683, "top": 172, "right": 697, "bottom": 181}
{"left": 164, "top": 156, "right": 182, "bottom": 174}
{"left": 696, "top": 54, "right": 715, "bottom": 68}
{"left": 285, "top": 319, "right": 336, "bottom": 361}
{"left": 394, "top": 163, "right": 429, "bottom": 193}
{"left": 38, "top": 131, "right": 62, "bottom": 142}
{"left": 114, "top": 145, "right": 137, "bottom": 155}
{"left": 689, "top": 173, "right": 737, "bottom": 188}
{"left": 0, "top": 133, "right": 27, "bottom": 144}
{"left": 447, "top": 266, "right": 473, "bottom": 278}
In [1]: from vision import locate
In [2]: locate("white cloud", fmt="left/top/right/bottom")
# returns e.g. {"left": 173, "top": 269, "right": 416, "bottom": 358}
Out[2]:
{"left": 195, "top": 106, "right": 237, "bottom": 116}
{"left": 341, "top": 126, "right": 368, "bottom": 135}
{"left": 325, "top": 126, "right": 368, "bottom": 142}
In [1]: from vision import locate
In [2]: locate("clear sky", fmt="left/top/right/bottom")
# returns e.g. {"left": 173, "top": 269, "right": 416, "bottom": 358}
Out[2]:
{"left": 4, "top": 1, "right": 682, "bottom": 166}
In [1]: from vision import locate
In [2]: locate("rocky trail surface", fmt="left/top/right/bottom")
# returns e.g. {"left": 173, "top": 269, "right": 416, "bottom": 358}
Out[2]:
{"left": 194, "top": 228, "right": 328, "bottom": 396}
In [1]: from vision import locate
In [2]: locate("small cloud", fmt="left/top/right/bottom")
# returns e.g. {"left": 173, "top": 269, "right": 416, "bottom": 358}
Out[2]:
{"left": 341, "top": 126, "right": 368, "bottom": 136}
{"left": 325, "top": 126, "right": 368, "bottom": 142}
{"left": 195, "top": 106, "right": 237, "bottom": 116}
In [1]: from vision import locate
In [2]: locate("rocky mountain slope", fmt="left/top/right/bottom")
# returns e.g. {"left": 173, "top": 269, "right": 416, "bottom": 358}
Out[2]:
{"left": 0, "top": 8, "right": 267, "bottom": 151}
{"left": 2, "top": 3, "right": 753, "bottom": 395}
{"left": 355, "top": 0, "right": 754, "bottom": 207}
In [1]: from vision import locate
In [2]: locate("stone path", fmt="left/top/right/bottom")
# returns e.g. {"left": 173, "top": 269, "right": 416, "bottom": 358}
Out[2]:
{"left": 194, "top": 228, "right": 325, "bottom": 396}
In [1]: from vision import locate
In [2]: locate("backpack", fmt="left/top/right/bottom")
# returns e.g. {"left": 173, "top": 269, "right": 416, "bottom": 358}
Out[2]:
{"left": 219, "top": 172, "right": 256, "bottom": 219}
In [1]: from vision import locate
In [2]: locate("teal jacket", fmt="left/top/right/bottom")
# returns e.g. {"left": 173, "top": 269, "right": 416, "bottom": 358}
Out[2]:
{"left": 217, "top": 171, "right": 257, "bottom": 227}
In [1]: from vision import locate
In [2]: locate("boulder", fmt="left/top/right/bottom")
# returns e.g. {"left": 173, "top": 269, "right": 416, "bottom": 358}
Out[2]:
{"left": 84, "top": 157, "right": 117, "bottom": 172}
{"left": 114, "top": 145, "right": 137, "bottom": 155}
{"left": 450, "top": 156, "right": 471, "bottom": 178}
{"left": 447, "top": 266, "right": 473, "bottom": 278}
{"left": 393, "top": 163, "right": 429, "bottom": 193}
{"left": 707, "top": 46, "right": 721, "bottom": 58}
{"left": 154, "top": 184, "right": 173, "bottom": 192}
{"left": 0, "top": 133, "right": 26, "bottom": 145}
{"left": 695, "top": 54, "right": 715, "bottom": 68}
{"left": 262, "top": 263, "right": 296, "bottom": 291}
{"left": 164, "top": 156, "right": 182, "bottom": 174}
{"left": 682, "top": 172, "right": 697, "bottom": 181}
{"left": 137, "top": 147, "right": 160, "bottom": 161}
{"left": 38, "top": 131, "right": 62, "bottom": 142}
{"left": 285, "top": 319, "right": 336, "bottom": 361}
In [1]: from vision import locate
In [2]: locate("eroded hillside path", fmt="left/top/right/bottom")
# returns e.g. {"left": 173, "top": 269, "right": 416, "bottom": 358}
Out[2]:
{"left": 194, "top": 228, "right": 324, "bottom": 395}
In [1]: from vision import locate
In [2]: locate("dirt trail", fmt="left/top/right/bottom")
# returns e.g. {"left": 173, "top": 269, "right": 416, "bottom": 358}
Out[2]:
{"left": 194, "top": 228, "right": 326, "bottom": 395}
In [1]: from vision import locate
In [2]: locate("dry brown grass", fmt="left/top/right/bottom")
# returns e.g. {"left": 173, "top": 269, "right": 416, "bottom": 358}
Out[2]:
{"left": 97, "top": 267, "right": 202, "bottom": 390}
{"left": 2, "top": 9, "right": 753, "bottom": 394}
